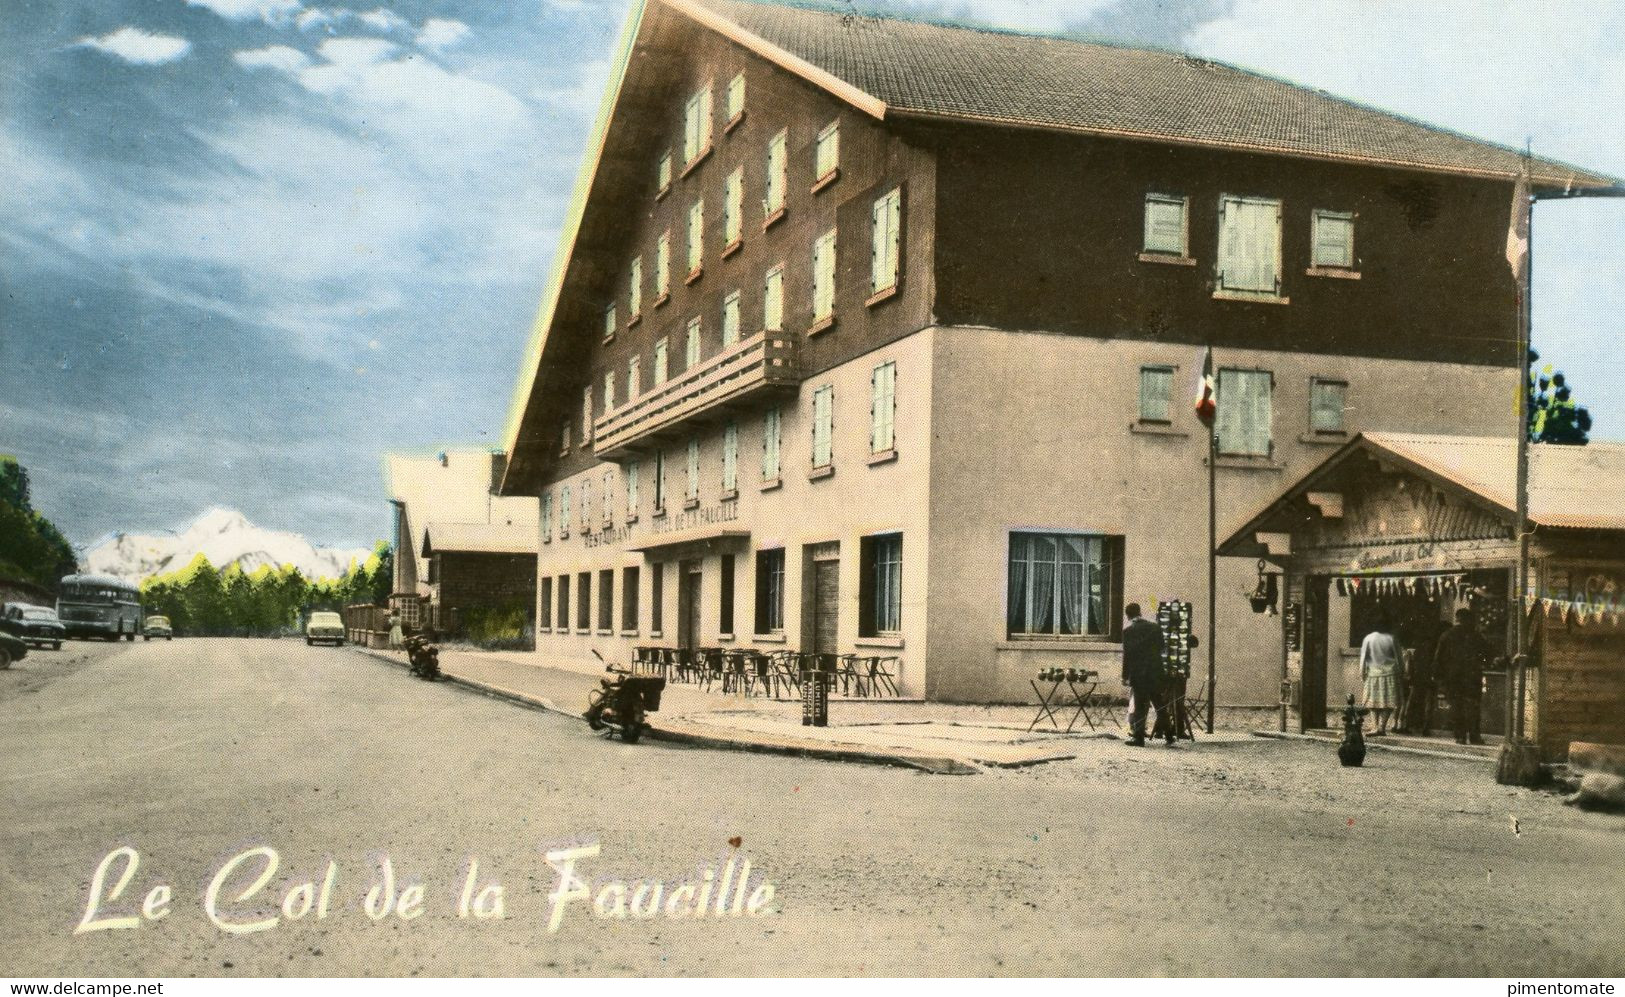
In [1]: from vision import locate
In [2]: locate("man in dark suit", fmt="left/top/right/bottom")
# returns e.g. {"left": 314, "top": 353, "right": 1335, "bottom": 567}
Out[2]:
{"left": 1434, "top": 608, "right": 1494, "bottom": 745}
{"left": 1121, "top": 603, "right": 1166, "bottom": 747}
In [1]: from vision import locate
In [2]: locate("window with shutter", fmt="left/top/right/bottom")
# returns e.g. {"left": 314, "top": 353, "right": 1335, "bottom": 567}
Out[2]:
{"left": 813, "top": 228, "right": 837, "bottom": 323}
{"left": 811, "top": 385, "right": 834, "bottom": 468}
{"left": 582, "top": 387, "right": 593, "bottom": 445}
{"left": 1216, "top": 368, "right": 1273, "bottom": 456}
{"left": 726, "top": 72, "right": 745, "bottom": 123}
{"left": 686, "top": 437, "right": 700, "bottom": 501}
{"left": 580, "top": 479, "right": 590, "bottom": 529}
{"left": 653, "top": 450, "right": 666, "bottom": 512}
{"left": 685, "top": 316, "right": 701, "bottom": 370}
{"left": 1311, "top": 210, "right": 1356, "bottom": 269}
{"left": 653, "top": 338, "right": 668, "bottom": 385}
{"left": 762, "top": 406, "right": 781, "bottom": 480}
{"left": 561, "top": 422, "right": 571, "bottom": 456}
{"left": 687, "top": 200, "right": 704, "bottom": 275}
{"left": 683, "top": 84, "right": 712, "bottom": 165}
{"left": 765, "top": 130, "right": 787, "bottom": 217}
{"left": 603, "top": 304, "right": 616, "bottom": 342}
{"left": 1310, "top": 378, "right": 1347, "bottom": 434}
{"left": 560, "top": 486, "right": 571, "bottom": 536}
{"left": 870, "top": 361, "right": 896, "bottom": 453}
{"left": 603, "top": 370, "right": 615, "bottom": 412}
{"left": 1216, "top": 195, "right": 1282, "bottom": 297}
{"left": 870, "top": 188, "right": 902, "bottom": 295}
{"left": 722, "top": 422, "right": 738, "bottom": 492}
{"left": 722, "top": 290, "right": 741, "bottom": 347}
{"left": 814, "top": 121, "right": 839, "bottom": 183}
{"left": 626, "top": 460, "right": 640, "bottom": 516}
{"left": 764, "top": 265, "right": 783, "bottom": 332}
{"left": 1143, "top": 195, "right": 1188, "bottom": 256}
{"left": 627, "top": 355, "right": 640, "bottom": 399}
{"left": 657, "top": 150, "right": 672, "bottom": 197}
{"left": 655, "top": 232, "right": 670, "bottom": 297}
{"left": 724, "top": 168, "right": 743, "bottom": 248}
{"left": 628, "top": 256, "right": 642, "bottom": 318}
{"left": 541, "top": 493, "right": 552, "bottom": 542}
{"left": 602, "top": 469, "right": 614, "bottom": 523}
{"left": 1139, "top": 366, "right": 1174, "bottom": 422}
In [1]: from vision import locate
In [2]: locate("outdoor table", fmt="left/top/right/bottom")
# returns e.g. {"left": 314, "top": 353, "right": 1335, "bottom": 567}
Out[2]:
{"left": 1027, "top": 667, "right": 1101, "bottom": 733}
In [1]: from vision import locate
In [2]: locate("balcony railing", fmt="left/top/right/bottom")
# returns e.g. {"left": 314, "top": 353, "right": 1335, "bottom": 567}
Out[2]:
{"left": 593, "top": 331, "right": 798, "bottom": 459}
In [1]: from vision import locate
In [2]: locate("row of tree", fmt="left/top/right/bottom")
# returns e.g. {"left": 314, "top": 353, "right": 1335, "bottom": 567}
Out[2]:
{"left": 139, "top": 544, "right": 393, "bottom": 637}
{"left": 0, "top": 456, "right": 78, "bottom": 589}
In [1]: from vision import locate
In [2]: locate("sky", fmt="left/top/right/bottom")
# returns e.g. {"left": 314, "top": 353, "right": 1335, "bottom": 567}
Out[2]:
{"left": 2, "top": 0, "right": 1621, "bottom": 553}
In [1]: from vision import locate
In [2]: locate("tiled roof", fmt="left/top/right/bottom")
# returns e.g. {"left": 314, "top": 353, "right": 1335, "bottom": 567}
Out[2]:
{"left": 421, "top": 522, "right": 539, "bottom": 557}
{"left": 685, "top": 0, "right": 1614, "bottom": 188}
{"left": 1361, "top": 433, "right": 1625, "bottom": 531}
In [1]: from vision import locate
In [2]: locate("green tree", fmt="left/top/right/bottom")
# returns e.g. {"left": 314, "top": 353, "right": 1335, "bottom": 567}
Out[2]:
{"left": 1528, "top": 349, "right": 1595, "bottom": 444}
{"left": 0, "top": 456, "right": 78, "bottom": 589}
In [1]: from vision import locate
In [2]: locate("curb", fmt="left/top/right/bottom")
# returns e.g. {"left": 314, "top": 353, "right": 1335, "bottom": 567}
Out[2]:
{"left": 1251, "top": 729, "right": 1493, "bottom": 763}
{"left": 353, "top": 647, "right": 983, "bottom": 775}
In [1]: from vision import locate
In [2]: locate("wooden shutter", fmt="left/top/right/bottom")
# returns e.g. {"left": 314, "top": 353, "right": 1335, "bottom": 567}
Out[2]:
{"left": 870, "top": 189, "right": 901, "bottom": 293}
{"left": 1313, "top": 211, "right": 1355, "bottom": 268}
{"left": 723, "top": 290, "right": 740, "bottom": 346}
{"left": 762, "top": 407, "right": 780, "bottom": 479}
{"left": 764, "top": 266, "right": 783, "bottom": 332}
{"left": 870, "top": 362, "right": 895, "bottom": 452}
{"left": 1144, "top": 196, "right": 1185, "bottom": 255}
{"left": 629, "top": 256, "right": 641, "bottom": 316}
{"left": 628, "top": 355, "right": 640, "bottom": 399}
{"left": 723, "top": 422, "right": 738, "bottom": 491}
{"left": 688, "top": 200, "right": 704, "bottom": 272}
{"left": 814, "top": 229, "right": 836, "bottom": 320}
{"left": 766, "top": 131, "right": 786, "bottom": 214}
{"left": 656, "top": 233, "right": 670, "bottom": 295}
{"left": 626, "top": 461, "right": 639, "bottom": 513}
{"left": 725, "top": 169, "right": 742, "bottom": 245}
{"left": 1218, "top": 196, "right": 1281, "bottom": 293}
{"left": 686, "top": 437, "right": 700, "bottom": 499}
{"left": 653, "top": 338, "right": 667, "bottom": 384}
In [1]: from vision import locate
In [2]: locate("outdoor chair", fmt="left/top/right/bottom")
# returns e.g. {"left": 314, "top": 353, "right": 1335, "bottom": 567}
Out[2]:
{"left": 1183, "top": 676, "right": 1211, "bottom": 734}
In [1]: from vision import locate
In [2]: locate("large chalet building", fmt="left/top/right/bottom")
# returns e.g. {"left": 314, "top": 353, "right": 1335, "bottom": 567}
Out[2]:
{"left": 497, "top": 0, "right": 1612, "bottom": 706}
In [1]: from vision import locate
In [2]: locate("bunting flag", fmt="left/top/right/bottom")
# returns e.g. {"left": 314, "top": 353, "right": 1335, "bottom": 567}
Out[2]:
{"left": 1194, "top": 346, "right": 1216, "bottom": 426}
{"left": 1506, "top": 170, "right": 1531, "bottom": 282}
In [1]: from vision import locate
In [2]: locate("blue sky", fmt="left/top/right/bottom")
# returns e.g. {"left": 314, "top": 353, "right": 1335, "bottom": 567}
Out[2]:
{"left": 2, "top": 0, "right": 1621, "bottom": 552}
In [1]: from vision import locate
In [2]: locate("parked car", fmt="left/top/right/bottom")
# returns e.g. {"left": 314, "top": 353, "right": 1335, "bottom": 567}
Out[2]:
{"left": 143, "top": 615, "right": 174, "bottom": 640}
{"left": 306, "top": 611, "right": 345, "bottom": 646}
{"left": 0, "top": 629, "right": 28, "bottom": 668}
{"left": 1, "top": 604, "right": 65, "bottom": 650}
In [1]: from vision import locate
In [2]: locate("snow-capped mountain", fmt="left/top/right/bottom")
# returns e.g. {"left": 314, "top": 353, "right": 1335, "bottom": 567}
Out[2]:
{"left": 84, "top": 508, "right": 373, "bottom": 583}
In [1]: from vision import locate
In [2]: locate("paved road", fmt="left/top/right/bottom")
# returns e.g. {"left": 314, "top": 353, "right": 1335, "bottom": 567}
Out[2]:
{"left": 2, "top": 638, "right": 1620, "bottom": 977}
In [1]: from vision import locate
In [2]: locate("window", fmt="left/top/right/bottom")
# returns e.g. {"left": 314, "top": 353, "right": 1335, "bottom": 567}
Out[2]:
{"left": 557, "top": 573, "right": 570, "bottom": 631}
{"left": 541, "top": 492, "right": 553, "bottom": 542}
{"left": 685, "top": 436, "right": 700, "bottom": 502}
{"left": 870, "top": 188, "right": 902, "bottom": 295}
{"left": 1139, "top": 366, "right": 1174, "bottom": 423}
{"left": 726, "top": 72, "right": 745, "bottom": 124}
{"left": 627, "top": 355, "right": 641, "bottom": 399}
{"left": 870, "top": 361, "right": 896, "bottom": 454}
{"left": 721, "top": 290, "right": 741, "bottom": 347}
{"left": 764, "top": 129, "right": 787, "bottom": 218}
{"left": 719, "top": 554, "right": 736, "bottom": 636}
{"left": 811, "top": 385, "right": 833, "bottom": 468}
{"left": 655, "top": 231, "right": 671, "bottom": 298}
{"left": 601, "top": 468, "right": 614, "bottom": 523}
{"left": 754, "top": 548, "right": 785, "bottom": 634}
{"left": 576, "top": 572, "right": 591, "bottom": 631}
{"left": 628, "top": 256, "right": 642, "bottom": 318}
{"left": 683, "top": 82, "right": 712, "bottom": 166}
{"left": 1216, "top": 368, "right": 1273, "bottom": 456}
{"left": 1216, "top": 195, "right": 1282, "bottom": 296}
{"left": 651, "top": 562, "right": 664, "bottom": 634}
{"left": 560, "top": 421, "right": 571, "bottom": 456}
{"left": 685, "top": 316, "right": 702, "bottom": 370}
{"left": 1310, "top": 378, "right": 1347, "bottom": 434}
{"left": 621, "top": 566, "right": 640, "bottom": 631}
{"left": 687, "top": 199, "right": 704, "bottom": 275}
{"left": 653, "top": 337, "right": 669, "bottom": 384}
{"left": 603, "top": 304, "right": 616, "bottom": 342}
{"left": 603, "top": 370, "right": 616, "bottom": 412}
{"left": 762, "top": 406, "right": 781, "bottom": 480}
{"left": 1007, "top": 533, "right": 1120, "bottom": 638}
{"left": 722, "top": 421, "right": 738, "bottom": 492}
{"left": 626, "top": 459, "right": 640, "bottom": 515}
{"left": 653, "top": 449, "right": 667, "bottom": 512}
{"left": 657, "top": 150, "right": 672, "bottom": 197}
{"left": 724, "top": 168, "right": 743, "bottom": 248}
{"left": 559, "top": 485, "right": 571, "bottom": 536}
{"left": 598, "top": 569, "right": 614, "bottom": 632}
{"left": 539, "top": 576, "right": 553, "bottom": 629}
{"left": 764, "top": 265, "right": 784, "bottom": 332}
{"left": 582, "top": 387, "right": 594, "bottom": 445}
{"left": 1143, "top": 194, "right": 1188, "bottom": 257}
{"left": 860, "top": 533, "right": 903, "bottom": 636}
{"left": 579, "top": 478, "right": 591, "bottom": 530}
{"left": 1312, "top": 209, "right": 1356, "bottom": 270}
{"left": 813, "top": 228, "right": 837, "bottom": 324}
{"left": 814, "top": 120, "right": 839, "bottom": 183}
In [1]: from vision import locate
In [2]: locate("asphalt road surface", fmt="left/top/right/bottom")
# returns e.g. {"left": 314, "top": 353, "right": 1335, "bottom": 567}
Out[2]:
{"left": 2, "top": 638, "right": 1621, "bottom": 977}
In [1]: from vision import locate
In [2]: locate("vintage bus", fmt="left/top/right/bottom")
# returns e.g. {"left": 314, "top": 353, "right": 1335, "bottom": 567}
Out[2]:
{"left": 56, "top": 573, "right": 143, "bottom": 640}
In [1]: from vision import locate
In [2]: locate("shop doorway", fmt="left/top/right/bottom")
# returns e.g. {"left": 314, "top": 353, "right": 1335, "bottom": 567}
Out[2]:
{"left": 678, "top": 560, "right": 702, "bottom": 651}
{"left": 803, "top": 544, "right": 840, "bottom": 656}
{"left": 1301, "top": 576, "right": 1330, "bottom": 730}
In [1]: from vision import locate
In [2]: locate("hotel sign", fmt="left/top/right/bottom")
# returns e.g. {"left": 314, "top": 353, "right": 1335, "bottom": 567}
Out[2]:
{"left": 652, "top": 499, "right": 740, "bottom": 534}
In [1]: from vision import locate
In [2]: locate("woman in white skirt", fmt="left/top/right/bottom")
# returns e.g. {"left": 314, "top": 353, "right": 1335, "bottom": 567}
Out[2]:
{"left": 1360, "top": 616, "right": 1402, "bottom": 735}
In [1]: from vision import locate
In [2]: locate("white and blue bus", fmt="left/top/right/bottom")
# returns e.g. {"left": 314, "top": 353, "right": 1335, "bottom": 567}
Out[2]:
{"left": 57, "top": 573, "right": 143, "bottom": 641}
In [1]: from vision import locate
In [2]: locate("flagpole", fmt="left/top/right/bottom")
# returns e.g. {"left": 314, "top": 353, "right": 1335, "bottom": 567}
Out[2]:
{"left": 1205, "top": 344, "right": 1217, "bottom": 735}
{"left": 1512, "top": 153, "right": 1533, "bottom": 742}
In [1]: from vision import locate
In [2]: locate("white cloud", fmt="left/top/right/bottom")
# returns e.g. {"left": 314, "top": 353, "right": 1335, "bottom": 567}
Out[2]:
{"left": 76, "top": 28, "right": 191, "bottom": 65}
{"left": 295, "top": 8, "right": 339, "bottom": 32}
{"left": 183, "top": 0, "right": 302, "bottom": 24}
{"left": 888, "top": 0, "right": 1117, "bottom": 35}
{"left": 416, "top": 18, "right": 471, "bottom": 53}
{"left": 310, "top": 36, "right": 398, "bottom": 68}
{"left": 233, "top": 45, "right": 311, "bottom": 74}
{"left": 356, "top": 8, "right": 409, "bottom": 34}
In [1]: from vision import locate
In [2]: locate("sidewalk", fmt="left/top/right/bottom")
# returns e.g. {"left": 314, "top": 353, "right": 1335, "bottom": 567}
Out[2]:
{"left": 356, "top": 645, "right": 1183, "bottom": 774}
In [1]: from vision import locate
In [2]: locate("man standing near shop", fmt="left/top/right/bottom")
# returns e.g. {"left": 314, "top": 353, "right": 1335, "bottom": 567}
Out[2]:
{"left": 1121, "top": 603, "right": 1167, "bottom": 747}
{"left": 1434, "top": 608, "right": 1493, "bottom": 745}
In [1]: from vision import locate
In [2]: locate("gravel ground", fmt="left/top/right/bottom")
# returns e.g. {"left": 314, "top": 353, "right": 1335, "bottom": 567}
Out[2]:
{"left": 2, "top": 638, "right": 1620, "bottom": 977}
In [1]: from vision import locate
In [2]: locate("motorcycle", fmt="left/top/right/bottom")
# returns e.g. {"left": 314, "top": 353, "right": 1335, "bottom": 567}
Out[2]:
{"left": 405, "top": 632, "right": 440, "bottom": 681}
{"left": 584, "top": 650, "right": 666, "bottom": 743}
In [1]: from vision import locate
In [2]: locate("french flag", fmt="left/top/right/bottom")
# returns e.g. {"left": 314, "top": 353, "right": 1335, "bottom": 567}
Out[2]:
{"left": 1194, "top": 347, "right": 1216, "bottom": 426}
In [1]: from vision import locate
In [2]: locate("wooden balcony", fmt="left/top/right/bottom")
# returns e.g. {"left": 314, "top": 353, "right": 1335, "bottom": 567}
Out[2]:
{"left": 593, "top": 331, "right": 798, "bottom": 460}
